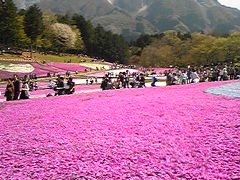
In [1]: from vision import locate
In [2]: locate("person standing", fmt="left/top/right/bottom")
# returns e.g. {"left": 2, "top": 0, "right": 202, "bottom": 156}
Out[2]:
{"left": 5, "top": 78, "right": 14, "bottom": 101}
{"left": 13, "top": 75, "right": 20, "bottom": 100}
{"left": 20, "top": 80, "right": 30, "bottom": 99}
{"left": 151, "top": 72, "right": 158, "bottom": 87}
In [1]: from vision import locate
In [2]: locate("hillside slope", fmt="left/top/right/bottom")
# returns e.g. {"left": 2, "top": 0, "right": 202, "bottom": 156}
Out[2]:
{"left": 14, "top": 0, "right": 240, "bottom": 39}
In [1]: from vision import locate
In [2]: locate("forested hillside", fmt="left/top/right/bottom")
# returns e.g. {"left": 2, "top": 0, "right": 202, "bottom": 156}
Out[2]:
{"left": 13, "top": 0, "right": 240, "bottom": 39}
{"left": 1, "top": 0, "right": 240, "bottom": 67}
{"left": 0, "top": 0, "right": 129, "bottom": 64}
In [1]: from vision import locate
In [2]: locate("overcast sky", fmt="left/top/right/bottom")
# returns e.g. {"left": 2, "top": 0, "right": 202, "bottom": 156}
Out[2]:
{"left": 218, "top": 0, "right": 240, "bottom": 10}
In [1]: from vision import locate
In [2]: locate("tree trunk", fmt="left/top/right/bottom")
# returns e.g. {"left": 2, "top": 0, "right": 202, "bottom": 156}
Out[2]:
{"left": 30, "top": 41, "right": 33, "bottom": 59}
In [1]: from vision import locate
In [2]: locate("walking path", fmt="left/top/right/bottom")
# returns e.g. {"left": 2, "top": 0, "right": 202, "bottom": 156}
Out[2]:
{"left": 0, "top": 88, "right": 102, "bottom": 102}
{"left": 0, "top": 81, "right": 167, "bottom": 102}
{"left": 205, "top": 82, "right": 240, "bottom": 98}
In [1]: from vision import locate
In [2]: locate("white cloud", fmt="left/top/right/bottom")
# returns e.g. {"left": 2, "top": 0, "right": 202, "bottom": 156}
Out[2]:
{"left": 218, "top": 0, "right": 240, "bottom": 10}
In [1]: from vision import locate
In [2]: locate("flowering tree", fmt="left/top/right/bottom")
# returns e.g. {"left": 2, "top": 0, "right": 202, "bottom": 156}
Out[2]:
{"left": 51, "top": 23, "right": 78, "bottom": 50}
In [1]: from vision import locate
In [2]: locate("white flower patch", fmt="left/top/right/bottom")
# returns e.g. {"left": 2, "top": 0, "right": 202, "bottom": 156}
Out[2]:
{"left": 79, "top": 63, "right": 111, "bottom": 70}
{"left": 0, "top": 63, "right": 35, "bottom": 73}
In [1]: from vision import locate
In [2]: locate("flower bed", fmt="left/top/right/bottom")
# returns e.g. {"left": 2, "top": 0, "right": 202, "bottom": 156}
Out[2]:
{"left": 0, "top": 81, "right": 239, "bottom": 179}
{"left": 0, "top": 68, "right": 49, "bottom": 80}
{"left": 0, "top": 61, "right": 87, "bottom": 79}
{"left": 151, "top": 68, "right": 176, "bottom": 74}
{"left": 31, "top": 63, "right": 66, "bottom": 74}
{"left": 47, "top": 62, "right": 91, "bottom": 72}
{"left": 79, "top": 63, "right": 111, "bottom": 70}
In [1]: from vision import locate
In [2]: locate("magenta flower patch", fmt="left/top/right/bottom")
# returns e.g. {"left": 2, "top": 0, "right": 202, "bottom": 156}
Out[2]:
{"left": 47, "top": 62, "right": 92, "bottom": 72}
{"left": 0, "top": 81, "right": 239, "bottom": 179}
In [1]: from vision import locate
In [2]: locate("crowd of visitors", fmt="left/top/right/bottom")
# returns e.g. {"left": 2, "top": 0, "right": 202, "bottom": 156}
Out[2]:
{"left": 165, "top": 65, "right": 240, "bottom": 85}
{"left": 48, "top": 75, "right": 75, "bottom": 96}
{"left": 4, "top": 75, "right": 31, "bottom": 101}
{"left": 100, "top": 70, "right": 146, "bottom": 90}
{"left": 4, "top": 74, "right": 76, "bottom": 101}
{"left": 3, "top": 64, "right": 240, "bottom": 101}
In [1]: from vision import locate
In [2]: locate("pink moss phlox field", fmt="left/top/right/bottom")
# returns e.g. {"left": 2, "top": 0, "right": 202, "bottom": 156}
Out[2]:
{"left": 47, "top": 62, "right": 91, "bottom": 72}
{"left": 0, "top": 62, "right": 90, "bottom": 79}
{"left": 30, "top": 63, "right": 66, "bottom": 74}
{"left": 0, "top": 81, "right": 239, "bottom": 179}
{"left": 86, "top": 72, "right": 106, "bottom": 77}
{"left": 0, "top": 68, "right": 49, "bottom": 79}
{"left": 152, "top": 68, "right": 176, "bottom": 74}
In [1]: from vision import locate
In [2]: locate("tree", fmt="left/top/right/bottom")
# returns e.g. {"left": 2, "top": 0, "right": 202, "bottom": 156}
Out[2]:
{"left": 133, "top": 34, "right": 155, "bottom": 49}
{"left": 56, "top": 14, "right": 74, "bottom": 25}
{"left": 51, "top": 23, "right": 82, "bottom": 51}
{"left": 0, "top": 0, "right": 20, "bottom": 47}
{"left": 39, "top": 11, "right": 57, "bottom": 51}
{"left": 222, "top": 33, "right": 240, "bottom": 63}
{"left": 16, "top": 15, "right": 30, "bottom": 48}
{"left": 94, "top": 25, "right": 129, "bottom": 63}
{"left": 24, "top": 4, "right": 43, "bottom": 57}
{"left": 72, "top": 14, "right": 95, "bottom": 54}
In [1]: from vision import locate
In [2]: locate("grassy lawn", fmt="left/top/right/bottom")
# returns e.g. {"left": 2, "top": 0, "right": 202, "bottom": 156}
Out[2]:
{"left": 0, "top": 52, "right": 93, "bottom": 63}
{"left": 0, "top": 54, "right": 23, "bottom": 60}
{"left": 0, "top": 61, "right": 11, "bottom": 65}
{"left": 29, "top": 53, "right": 93, "bottom": 63}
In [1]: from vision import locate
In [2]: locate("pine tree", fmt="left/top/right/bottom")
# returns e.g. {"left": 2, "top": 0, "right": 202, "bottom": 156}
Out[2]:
{"left": 72, "top": 15, "right": 95, "bottom": 54}
{"left": 0, "top": 0, "right": 20, "bottom": 47}
{"left": 24, "top": 4, "right": 43, "bottom": 57}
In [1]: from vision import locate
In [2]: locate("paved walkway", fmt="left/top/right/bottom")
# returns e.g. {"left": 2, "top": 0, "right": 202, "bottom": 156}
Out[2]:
{"left": 0, "top": 81, "right": 167, "bottom": 102}
{"left": 0, "top": 88, "right": 102, "bottom": 102}
{"left": 205, "top": 82, "right": 240, "bottom": 98}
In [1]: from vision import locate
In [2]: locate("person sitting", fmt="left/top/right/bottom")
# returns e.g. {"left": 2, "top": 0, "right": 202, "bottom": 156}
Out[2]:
{"left": 101, "top": 77, "right": 109, "bottom": 90}
{"left": 65, "top": 77, "right": 75, "bottom": 94}
{"left": 55, "top": 77, "right": 65, "bottom": 95}
{"left": 139, "top": 74, "right": 146, "bottom": 88}
{"left": 130, "top": 78, "right": 137, "bottom": 88}
{"left": 172, "top": 73, "right": 179, "bottom": 85}
{"left": 166, "top": 72, "right": 173, "bottom": 86}
{"left": 90, "top": 78, "right": 94, "bottom": 85}
{"left": 48, "top": 80, "right": 56, "bottom": 89}
{"left": 33, "top": 81, "right": 38, "bottom": 90}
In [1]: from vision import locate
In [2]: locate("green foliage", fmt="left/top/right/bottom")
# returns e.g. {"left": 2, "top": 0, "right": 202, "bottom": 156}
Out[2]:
{"left": 38, "top": 11, "right": 57, "bottom": 50}
{"left": 93, "top": 25, "right": 129, "bottom": 64}
{"left": 16, "top": 15, "right": 30, "bottom": 48}
{"left": 72, "top": 14, "right": 96, "bottom": 54}
{"left": 24, "top": 4, "right": 44, "bottom": 42}
{"left": 73, "top": 15, "right": 129, "bottom": 63}
{"left": 0, "top": 0, "right": 20, "bottom": 47}
{"left": 133, "top": 31, "right": 240, "bottom": 67}
{"left": 132, "top": 35, "right": 155, "bottom": 49}
{"left": 56, "top": 14, "right": 74, "bottom": 25}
